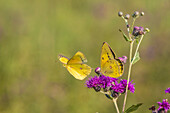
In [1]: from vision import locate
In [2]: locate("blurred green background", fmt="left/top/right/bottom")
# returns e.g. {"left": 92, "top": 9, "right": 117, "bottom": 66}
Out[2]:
{"left": 0, "top": 0, "right": 170, "bottom": 113}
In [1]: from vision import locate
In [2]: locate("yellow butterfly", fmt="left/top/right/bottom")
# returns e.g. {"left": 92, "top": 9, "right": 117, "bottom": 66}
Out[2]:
{"left": 58, "top": 51, "right": 91, "bottom": 80}
{"left": 100, "top": 42, "right": 124, "bottom": 78}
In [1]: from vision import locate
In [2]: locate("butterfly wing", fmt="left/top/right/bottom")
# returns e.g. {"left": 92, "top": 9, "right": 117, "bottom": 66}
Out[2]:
{"left": 58, "top": 55, "right": 69, "bottom": 67}
{"left": 58, "top": 51, "right": 91, "bottom": 80}
{"left": 101, "top": 42, "right": 116, "bottom": 72}
{"left": 101, "top": 42, "right": 124, "bottom": 78}
{"left": 66, "top": 64, "right": 91, "bottom": 80}
{"left": 101, "top": 59, "right": 123, "bottom": 78}
{"left": 67, "top": 51, "right": 87, "bottom": 64}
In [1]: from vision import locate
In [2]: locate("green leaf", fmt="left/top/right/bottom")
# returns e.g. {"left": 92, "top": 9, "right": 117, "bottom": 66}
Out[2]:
{"left": 125, "top": 103, "right": 143, "bottom": 113}
{"left": 132, "top": 52, "right": 140, "bottom": 64}
{"left": 119, "top": 29, "right": 130, "bottom": 41}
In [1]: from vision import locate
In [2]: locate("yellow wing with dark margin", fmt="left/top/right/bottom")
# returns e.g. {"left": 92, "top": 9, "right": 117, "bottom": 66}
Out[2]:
{"left": 101, "top": 42, "right": 124, "bottom": 78}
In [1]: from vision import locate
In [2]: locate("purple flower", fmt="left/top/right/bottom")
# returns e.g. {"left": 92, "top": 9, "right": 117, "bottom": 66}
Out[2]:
{"left": 118, "top": 56, "right": 127, "bottom": 64}
{"left": 157, "top": 99, "right": 170, "bottom": 112}
{"left": 85, "top": 76, "right": 135, "bottom": 94}
{"left": 110, "top": 81, "right": 125, "bottom": 93}
{"left": 110, "top": 79, "right": 135, "bottom": 93}
{"left": 85, "top": 75, "right": 118, "bottom": 91}
{"left": 120, "top": 79, "right": 135, "bottom": 93}
{"left": 165, "top": 88, "right": 170, "bottom": 94}
{"left": 132, "top": 26, "right": 144, "bottom": 36}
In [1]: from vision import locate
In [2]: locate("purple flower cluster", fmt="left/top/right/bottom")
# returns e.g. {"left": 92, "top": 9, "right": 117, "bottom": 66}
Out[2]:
{"left": 132, "top": 26, "right": 144, "bottom": 36}
{"left": 85, "top": 75, "right": 117, "bottom": 90}
{"left": 149, "top": 99, "right": 170, "bottom": 113}
{"left": 157, "top": 99, "right": 170, "bottom": 112}
{"left": 121, "top": 79, "right": 135, "bottom": 93}
{"left": 165, "top": 87, "right": 170, "bottom": 94}
{"left": 85, "top": 75, "right": 135, "bottom": 94}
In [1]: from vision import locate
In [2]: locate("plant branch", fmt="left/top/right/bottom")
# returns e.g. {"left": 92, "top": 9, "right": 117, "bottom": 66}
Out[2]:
{"left": 132, "top": 35, "right": 144, "bottom": 62}
{"left": 131, "top": 18, "right": 136, "bottom": 31}
{"left": 113, "top": 99, "right": 120, "bottom": 113}
{"left": 122, "top": 35, "right": 144, "bottom": 113}
{"left": 122, "top": 41, "right": 134, "bottom": 113}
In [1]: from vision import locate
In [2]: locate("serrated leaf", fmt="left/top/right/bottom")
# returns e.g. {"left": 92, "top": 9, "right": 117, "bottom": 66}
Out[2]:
{"left": 119, "top": 29, "right": 130, "bottom": 41}
{"left": 125, "top": 103, "right": 143, "bottom": 113}
{"left": 132, "top": 52, "right": 140, "bottom": 64}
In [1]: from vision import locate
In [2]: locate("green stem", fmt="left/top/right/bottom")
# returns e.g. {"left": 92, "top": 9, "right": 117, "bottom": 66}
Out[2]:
{"left": 122, "top": 41, "right": 134, "bottom": 113}
{"left": 132, "top": 35, "right": 144, "bottom": 62}
{"left": 100, "top": 90, "right": 109, "bottom": 95}
{"left": 113, "top": 99, "right": 120, "bottom": 113}
{"left": 122, "top": 17, "right": 131, "bottom": 40}
{"left": 122, "top": 35, "right": 144, "bottom": 113}
{"left": 131, "top": 18, "right": 136, "bottom": 31}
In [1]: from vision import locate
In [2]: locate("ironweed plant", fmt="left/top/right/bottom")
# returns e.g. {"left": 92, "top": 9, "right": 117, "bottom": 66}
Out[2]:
{"left": 58, "top": 11, "right": 170, "bottom": 113}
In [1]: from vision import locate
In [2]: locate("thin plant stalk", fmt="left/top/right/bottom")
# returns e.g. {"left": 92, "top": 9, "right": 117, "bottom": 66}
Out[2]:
{"left": 122, "top": 35, "right": 144, "bottom": 113}
{"left": 132, "top": 35, "right": 144, "bottom": 61}
{"left": 122, "top": 41, "right": 134, "bottom": 112}
{"left": 131, "top": 18, "right": 136, "bottom": 31}
{"left": 113, "top": 99, "right": 120, "bottom": 113}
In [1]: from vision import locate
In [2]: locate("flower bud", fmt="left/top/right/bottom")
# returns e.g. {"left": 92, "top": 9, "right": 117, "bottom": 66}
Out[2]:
{"left": 132, "top": 26, "right": 144, "bottom": 36}
{"left": 95, "top": 67, "right": 101, "bottom": 75}
{"left": 132, "top": 11, "right": 139, "bottom": 18}
{"left": 118, "top": 56, "right": 128, "bottom": 64}
{"left": 149, "top": 105, "right": 156, "bottom": 110}
{"left": 124, "top": 14, "right": 130, "bottom": 19}
{"left": 103, "top": 87, "right": 110, "bottom": 92}
{"left": 165, "top": 87, "right": 170, "bottom": 94}
{"left": 111, "top": 91, "right": 119, "bottom": 98}
{"left": 140, "top": 12, "right": 144, "bottom": 16}
{"left": 127, "top": 25, "right": 130, "bottom": 28}
{"left": 93, "top": 86, "right": 101, "bottom": 92}
{"left": 118, "top": 11, "right": 123, "bottom": 17}
{"left": 145, "top": 28, "right": 150, "bottom": 33}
